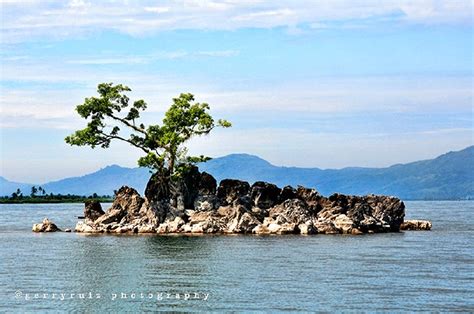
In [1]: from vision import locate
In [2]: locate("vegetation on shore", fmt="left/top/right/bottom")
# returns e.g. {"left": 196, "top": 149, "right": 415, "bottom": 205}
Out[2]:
{"left": 0, "top": 187, "right": 113, "bottom": 204}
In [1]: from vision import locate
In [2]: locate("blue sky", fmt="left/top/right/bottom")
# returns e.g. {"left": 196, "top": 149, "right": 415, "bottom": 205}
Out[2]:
{"left": 0, "top": 0, "right": 472, "bottom": 183}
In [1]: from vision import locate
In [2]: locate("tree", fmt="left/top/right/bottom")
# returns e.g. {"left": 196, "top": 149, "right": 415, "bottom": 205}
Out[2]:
{"left": 31, "top": 186, "right": 38, "bottom": 197}
{"left": 65, "top": 83, "right": 231, "bottom": 179}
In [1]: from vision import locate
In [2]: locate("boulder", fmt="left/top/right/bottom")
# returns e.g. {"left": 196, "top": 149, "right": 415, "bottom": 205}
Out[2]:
{"left": 95, "top": 186, "right": 145, "bottom": 225}
{"left": 145, "top": 170, "right": 171, "bottom": 202}
{"left": 84, "top": 200, "right": 104, "bottom": 222}
{"left": 216, "top": 179, "right": 250, "bottom": 205}
{"left": 194, "top": 195, "right": 219, "bottom": 212}
{"left": 32, "top": 218, "right": 61, "bottom": 232}
{"left": 199, "top": 172, "right": 217, "bottom": 195}
{"left": 400, "top": 220, "right": 432, "bottom": 231}
{"left": 298, "top": 222, "right": 317, "bottom": 235}
{"left": 370, "top": 196, "right": 405, "bottom": 231}
{"left": 314, "top": 219, "right": 340, "bottom": 234}
{"left": 296, "top": 186, "right": 322, "bottom": 213}
{"left": 279, "top": 185, "right": 297, "bottom": 202}
{"left": 268, "top": 199, "right": 311, "bottom": 225}
{"left": 174, "top": 165, "right": 202, "bottom": 209}
{"left": 333, "top": 214, "right": 354, "bottom": 234}
{"left": 250, "top": 181, "right": 281, "bottom": 209}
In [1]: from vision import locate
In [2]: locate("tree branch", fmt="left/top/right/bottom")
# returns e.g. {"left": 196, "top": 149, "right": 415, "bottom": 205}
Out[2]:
{"left": 102, "top": 133, "right": 153, "bottom": 155}
{"left": 109, "top": 114, "right": 147, "bottom": 135}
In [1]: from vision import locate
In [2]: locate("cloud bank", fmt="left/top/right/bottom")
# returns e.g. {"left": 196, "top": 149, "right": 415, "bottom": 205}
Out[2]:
{"left": 1, "top": 0, "right": 472, "bottom": 42}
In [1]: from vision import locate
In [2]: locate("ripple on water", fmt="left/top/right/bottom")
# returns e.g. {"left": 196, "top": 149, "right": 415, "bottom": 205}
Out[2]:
{"left": 0, "top": 201, "right": 473, "bottom": 312}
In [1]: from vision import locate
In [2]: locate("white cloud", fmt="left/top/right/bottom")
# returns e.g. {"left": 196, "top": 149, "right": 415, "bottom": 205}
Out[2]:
{"left": 0, "top": 73, "right": 471, "bottom": 131}
{"left": 144, "top": 6, "right": 170, "bottom": 13}
{"left": 66, "top": 50, "right": 239, "bottom": 65}
{"left": 1, "top": 0, "right": 472, "bottom": 42}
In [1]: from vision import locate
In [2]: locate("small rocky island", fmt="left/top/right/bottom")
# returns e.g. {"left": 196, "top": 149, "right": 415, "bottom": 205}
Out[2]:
{"left": 32, "top": 83, "right": 431, "bottom": 235}
{"left": 60, "top": 166, "right": 427, "bottom": 235}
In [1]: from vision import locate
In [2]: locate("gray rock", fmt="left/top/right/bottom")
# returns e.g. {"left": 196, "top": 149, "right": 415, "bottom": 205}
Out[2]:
{"left": 250, "top": 181, "right": 281, "bottom": 209}
{"left": 84, "top": 200, "right": 104, "bottom": 222}
{"left": 217, "top": 179, "right": 250, "bottom": 205}
{"left": 73, "top": 167, "right": 414, "bottom": 236}
{"left": 400, "top": 219, "right": 432, "bottom": 231}
{"left": 32, "top": 218, "right": 61, "bottom": 232}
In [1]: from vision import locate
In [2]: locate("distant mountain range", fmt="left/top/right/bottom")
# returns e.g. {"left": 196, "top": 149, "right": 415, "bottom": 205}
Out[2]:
{"left": 1, "top": 146, "right": 473, "bottom": 200}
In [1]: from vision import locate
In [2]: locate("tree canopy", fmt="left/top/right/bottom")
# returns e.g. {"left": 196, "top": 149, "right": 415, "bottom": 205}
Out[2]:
{"left": 65, "top": 83, "right": 231, "bottom": 177}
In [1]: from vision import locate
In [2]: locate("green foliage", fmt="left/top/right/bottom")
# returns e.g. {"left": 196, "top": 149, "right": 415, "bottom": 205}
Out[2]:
{"left": 65, "top": 83, "right": 231, "bottom": 176}
{"left": 0, "top": 189, "right": 113, "bottom": 204}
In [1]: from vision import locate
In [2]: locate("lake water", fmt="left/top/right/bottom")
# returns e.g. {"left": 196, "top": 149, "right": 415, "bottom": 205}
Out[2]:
{"left": 0, "top": 201, "right": 473, "bottom": 312}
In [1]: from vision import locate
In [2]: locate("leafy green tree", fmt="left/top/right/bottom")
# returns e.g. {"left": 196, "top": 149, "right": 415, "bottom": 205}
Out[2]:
{"left": 65, "top": 83, "right": 231, "bottom": 178}
{"left": 31, "top": 186, "right": 38, "bottom": 197}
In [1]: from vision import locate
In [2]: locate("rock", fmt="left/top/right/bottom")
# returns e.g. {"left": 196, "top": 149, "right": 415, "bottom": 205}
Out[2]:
{"left": 75, "top": 221, "right": 95, "bottom": 233}
{"left": 194, "top": 195, "right": 219, "bottom": 212}
{"left": 156, "top": 223, "right": 169, "bottom": 234}
{"left": 199, "top": 172, "right": 217, "bottom": 195}
{"left": 268, "top": 199, "right": 311, "bottom": 225}
{"left": 137, "top": 224, "right": 156, "bottom": 233}
{"left": 296, "top": 186, "right": 322, "bottom": 213}
{"left": 226, "top": 209, "right": 260, "bottom": 233}
{"left": 191, "top": 223, "right": 204, "bottom": 233}
{"left": 168, "top": 216, "right": 186, "bottom": 232}
{"left": 95, "top": 186, "right": 145, "bottom": 225}
{"left": 32, "top": 218, "right": 61, "bottom": 232}
{"left": 370, "top": 196, "right": 405, "bottom": 232}
{"left": 72, "top": 164, "right": 414, "bottom": 236}
{"left": 145, "top": 170, "right": 171, "bottom": 202}
{"left": 250, "top": 181, "right": 281, "bottom": 209}
{"left": 314, "top": 220, "right": 340, "bottom": 234}
{"left": 175, "top": 165, "right": 202, "bottom": 210}
{"left": 400, "top": 220, "right": 432, "bottom": 231}
{"left": 64, "top": 228, "right": 72, "bottom": 232}
{"left": 84, "top": 200, "right": 104, "bottom": 222}
{"left": 279, "top": 185, "right": 297, "bottom": 202}
{"left": 252, "top": 224, "right": 269, "bottom": 234}
{"left": 333, "top": 214, "right": 354, "bottom": 234}
{"left": 217, "top": 179, "right": 250, "bottom": 206}
{"left": 298, "top": 223, "right": 317, "bottom": 235}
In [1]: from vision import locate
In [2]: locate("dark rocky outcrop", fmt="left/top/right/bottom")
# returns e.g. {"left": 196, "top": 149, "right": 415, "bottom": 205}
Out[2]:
{"left": 32, "top": 218, "right": 61, "bottom": 232}
{"left": 74, "top": 167, "right": 429, "bottom": 235}
{"left": 250, "top": 181, "right": 281, "bottom": 209}
{"left": 217, "top": 179, "right": 250, "bottom": 206}
{"left": 84, "top": 200, "right": 104, "bottom": 222}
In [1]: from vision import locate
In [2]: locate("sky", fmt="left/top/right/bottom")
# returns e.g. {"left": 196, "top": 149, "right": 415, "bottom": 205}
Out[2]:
{"left": 0, "top": 0, "right": 472, "bottom": 183}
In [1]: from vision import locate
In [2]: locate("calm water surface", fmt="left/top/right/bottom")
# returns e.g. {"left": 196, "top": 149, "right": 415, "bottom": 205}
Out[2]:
{"left": 0, "top": 201, "right": 473, "bottom": 312}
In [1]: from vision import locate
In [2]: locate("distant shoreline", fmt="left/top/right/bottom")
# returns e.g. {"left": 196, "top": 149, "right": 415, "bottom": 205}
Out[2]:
{"left": 0, "top": 196, "right": 113, "bottom": 204}
{"left": 0, "top": 198, "right": 114, "bottom": 204}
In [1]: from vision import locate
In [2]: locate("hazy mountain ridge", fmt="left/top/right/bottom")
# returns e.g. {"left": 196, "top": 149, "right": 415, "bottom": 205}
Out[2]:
{"left": 1, "top": 146, "right": 472, "bottom": 200}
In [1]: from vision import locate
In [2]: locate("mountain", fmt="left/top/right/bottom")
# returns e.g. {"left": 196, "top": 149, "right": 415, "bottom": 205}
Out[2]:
{"left": 1, "top": 146, "right": 472, "bottom": 200}
{"left": 199, "top": 146, "right": 474, "bottom": 200}
{"left": 0, "top": 165, "right": 152, "bottom": 197}
{"left": 0, "top": 177, "right": 34, "bottom": 197}
{"left": 42, "top": 165, "right": 152, "bottom": 196}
